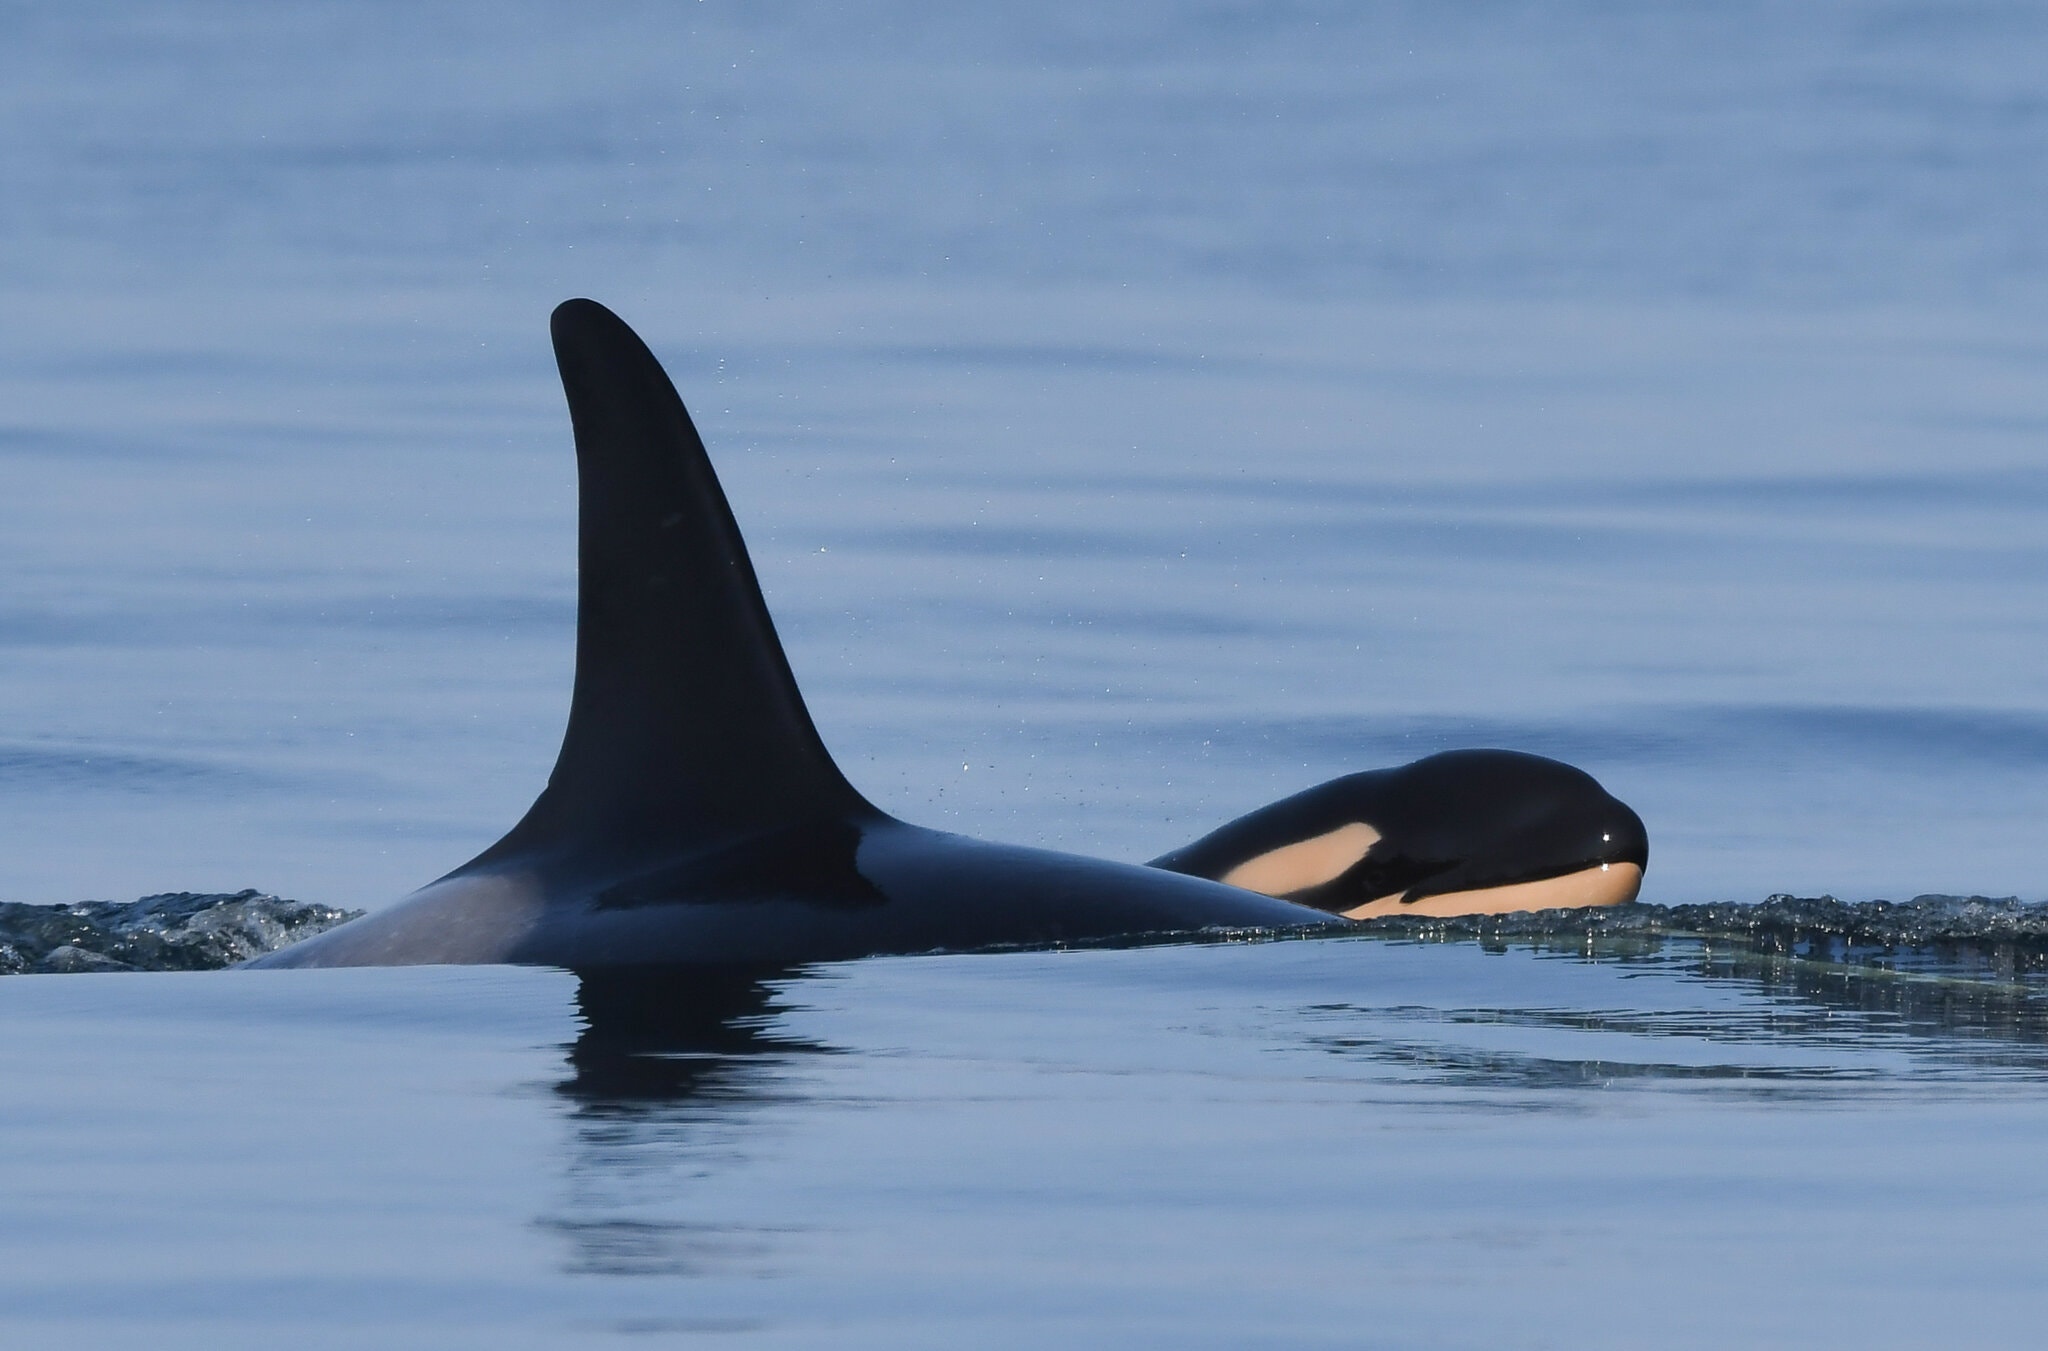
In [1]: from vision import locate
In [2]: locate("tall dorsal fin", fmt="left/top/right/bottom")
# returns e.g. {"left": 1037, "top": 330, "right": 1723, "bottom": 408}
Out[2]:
{"left": 476, "top": 299, "right": 872, "bottom": 866}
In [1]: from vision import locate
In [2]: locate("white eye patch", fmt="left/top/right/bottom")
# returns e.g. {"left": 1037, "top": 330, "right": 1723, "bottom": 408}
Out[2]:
{"left": 1221, "top": 822, "right": 1381, "bottom": 898}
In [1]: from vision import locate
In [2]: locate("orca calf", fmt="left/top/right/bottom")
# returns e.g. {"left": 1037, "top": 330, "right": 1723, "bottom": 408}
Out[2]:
{"left": 1152, "top": 749, "right": 1644, "bottom": 919}
{"left": 251, "top": 300, "right": 1644, "bottom": 970}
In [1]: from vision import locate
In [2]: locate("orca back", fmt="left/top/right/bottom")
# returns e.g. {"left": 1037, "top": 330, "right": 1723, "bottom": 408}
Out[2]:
{"left": 244, "top": 298, "right": 1339, "bottom": 971}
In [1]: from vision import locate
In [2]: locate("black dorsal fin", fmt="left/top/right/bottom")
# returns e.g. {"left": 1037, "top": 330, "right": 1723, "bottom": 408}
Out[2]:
{"left": 474, "top": 299, "right": 872, "bottom": 866}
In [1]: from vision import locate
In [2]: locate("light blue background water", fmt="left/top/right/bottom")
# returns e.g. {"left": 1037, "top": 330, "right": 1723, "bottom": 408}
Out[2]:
{"left": 5, "top": 1, "right": 2046, "bottom": 909}
{"left": 6, "top": 6, "right": 2048, "bottom": 1345}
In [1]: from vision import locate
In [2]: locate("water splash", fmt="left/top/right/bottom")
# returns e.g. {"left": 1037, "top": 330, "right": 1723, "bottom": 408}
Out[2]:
{"left": 1356, "top": 893, "right": 2048, "bottom": 975}
{"left": 0, "top": 890, "right": 361, "bottom": 974}
{"left": 8, "top": 888, "right": 2048, "bottom": 980}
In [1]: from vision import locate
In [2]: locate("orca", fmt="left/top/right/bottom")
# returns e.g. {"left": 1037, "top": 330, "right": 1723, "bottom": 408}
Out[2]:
{"left": 249, "top": 300, "right": 1646, "bottom": 971}
{"left": 1151, "top": 749, "right": 1645, "bottom": 919}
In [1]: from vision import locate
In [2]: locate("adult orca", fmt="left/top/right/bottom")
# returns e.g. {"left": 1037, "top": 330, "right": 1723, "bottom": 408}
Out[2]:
{"left": 250, "top": 300, "right": 1645, "bottom": 971}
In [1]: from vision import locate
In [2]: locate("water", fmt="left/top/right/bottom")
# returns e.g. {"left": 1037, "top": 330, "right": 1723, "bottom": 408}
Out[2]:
{"left": 4, "top": 2, "right": 2047, "bottom": 1343}
{"left": 0, "top": 889, "right": 356, "bottom": 973}
{"left": 7, "top": 939, "right": 2048, "bottom": 1348}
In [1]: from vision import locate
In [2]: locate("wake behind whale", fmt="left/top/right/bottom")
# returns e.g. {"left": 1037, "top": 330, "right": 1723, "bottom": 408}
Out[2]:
{"left": 250, "top": 301, "right": 1645, "bottom": 970}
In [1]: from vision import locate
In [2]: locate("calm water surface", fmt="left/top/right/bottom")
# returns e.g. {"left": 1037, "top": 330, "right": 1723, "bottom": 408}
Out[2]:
{"left": 3, "top": 3, "right": 2047, "bottom": 1344}
{"left": 8, "top": 938, "right": 2048, "bottom": 1349}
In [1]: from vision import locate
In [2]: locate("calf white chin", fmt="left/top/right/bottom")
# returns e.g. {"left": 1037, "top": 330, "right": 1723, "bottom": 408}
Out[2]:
{"left": 1339, "top": 862, "right": 1642, "bottom": 921}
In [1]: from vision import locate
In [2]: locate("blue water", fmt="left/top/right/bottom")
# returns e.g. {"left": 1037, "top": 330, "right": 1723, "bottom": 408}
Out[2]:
{"left": 8, "top": 942, "right": 2048, "bottom": 1349}
{"left": 4, "top": 2, "right": 2048, "bottom": 1343}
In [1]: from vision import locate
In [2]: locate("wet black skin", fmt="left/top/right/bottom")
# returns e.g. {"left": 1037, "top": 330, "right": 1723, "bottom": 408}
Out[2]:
{"left": 518, "top": 813, "right": 1340, "bottom": 969}
{"left": 1150, "top": 749, "right": 1649, "bottom": 912}
{"left": 253, "top": 299, "right": 1330, "bottom": 970}
{"left": 249, "top": 300, "right": 1648, "bottom": 970}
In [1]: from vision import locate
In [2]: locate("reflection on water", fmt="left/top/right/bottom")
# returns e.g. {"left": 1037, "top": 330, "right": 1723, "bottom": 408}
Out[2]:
{"left": 535, "top": 920, "right": 2048, "bottom": 1283}
{"left": 1309, "top": 918, "right": 2048, "bottom": 1095}
{"left": 559, "top": 966, "right": 824, "bottom": 1104}
{"left": 545, "top": 967, "right": 827, "bottom": 1280}
{"left": 1669, "top": 938, "right": 2048, "bottom": 1079}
